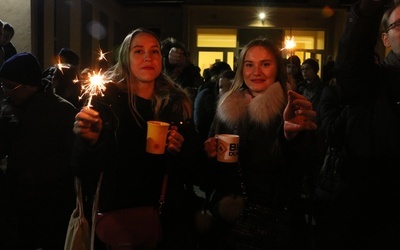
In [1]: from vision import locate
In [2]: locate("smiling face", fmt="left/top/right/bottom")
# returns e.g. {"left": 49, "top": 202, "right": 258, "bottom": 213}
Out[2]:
{"left": 242, "top": 46, "right": 277, "bottom": 95}
{"left": 129, "top": 32, "right": 162, "bottom": 84}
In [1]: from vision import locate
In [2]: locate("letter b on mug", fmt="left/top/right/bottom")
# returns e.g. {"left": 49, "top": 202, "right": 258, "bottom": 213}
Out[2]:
{"left": 217, "top": 134, "right": 239, "bottom": 163}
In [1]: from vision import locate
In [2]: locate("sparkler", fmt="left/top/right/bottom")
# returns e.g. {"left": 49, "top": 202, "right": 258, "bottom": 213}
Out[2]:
{"left": 281, "top": 36, "right": 296, "bottom": 51}
{"left": 80, "top": 69, "right": 108, "bottom": 108}
{"left": 79, "top": 47, "right": 111, "bottom": 108}
{"left": 56, "top": 58, "right": 70, "bottom": 74}
{"left": 97, "top": 47, "right": 110, "bottom": 61}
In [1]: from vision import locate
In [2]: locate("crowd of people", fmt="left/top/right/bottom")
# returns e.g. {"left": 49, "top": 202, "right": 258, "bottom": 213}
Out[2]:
{"left": 1, "top": 0, "right": 400, "bottom": 248}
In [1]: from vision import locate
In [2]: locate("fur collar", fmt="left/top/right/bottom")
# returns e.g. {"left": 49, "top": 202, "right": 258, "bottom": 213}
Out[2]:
{"left": 216, "top": 82, "right": 287, "bottom": 129}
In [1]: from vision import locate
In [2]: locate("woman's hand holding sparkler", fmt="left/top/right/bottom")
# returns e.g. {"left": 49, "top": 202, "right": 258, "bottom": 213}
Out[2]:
{"left": 283, "top": 90, "right": 317, "bottom": 140}
{"left": 73, "top": 107, "right": 103, "bottom": 145}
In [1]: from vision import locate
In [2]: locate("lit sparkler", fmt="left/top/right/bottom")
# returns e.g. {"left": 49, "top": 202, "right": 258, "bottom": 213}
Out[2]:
{"left": 281, "top": 36, "right": 296, "bottom": 51}
{"left": 56, "top": 58, "right": 70, "bottom": 74}
{"left": 78, "top": 47, "right": 111, "bottom": 107}
{"left": 80, "top": 69, "right": 109, "bottom": 108}
{"left": 97, "top": 48, "right": 110, "bottom": 61}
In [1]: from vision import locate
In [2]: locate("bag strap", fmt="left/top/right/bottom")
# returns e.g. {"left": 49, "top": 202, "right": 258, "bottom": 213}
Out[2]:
{"left": 158, "top": 173, "right": 168, "bottom": 214}
{"left": 90, "top": 171, "right": 103, "bottom": 250}
{"left": 73, "top": 177, "right": 85, "bottom": 220}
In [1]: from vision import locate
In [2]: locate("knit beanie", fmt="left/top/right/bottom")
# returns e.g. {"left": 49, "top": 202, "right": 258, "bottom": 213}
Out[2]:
{"left": 59, "top": 48, "right": 80, "bottom": 66}
{"left": 0, "top": 52, "right": 43, "bottom": 87}
{"left": 302, "top": 58, "right": 319, "bottom": 73}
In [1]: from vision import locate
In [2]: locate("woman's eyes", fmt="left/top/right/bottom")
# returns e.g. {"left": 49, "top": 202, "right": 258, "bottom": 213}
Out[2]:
{"left": 245, "top": 62, "right": 270, "bottom": 67}
{"left": 132, "top": 49, "right": 160, "bottom": 54}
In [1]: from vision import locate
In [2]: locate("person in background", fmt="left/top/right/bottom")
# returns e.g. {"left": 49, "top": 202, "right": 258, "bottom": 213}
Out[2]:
{"left": 199, "top": 37, "right": 317, "bottom": 250}
{"left": 322, "top": 55, "right": 335, "bottom": 84}
{"left": 43, "top": 48, "right": 82, "bottom": 107}
{"left": 298, "top": 58, "right": 328, "bottom": 219}
{"left": 194, "top": 62, "right": 232, "bottom": 142}
{"left": 72, "top": 28, "right": 203, "bottom": 249}
{"left": 299, "top": 58, "right": 327, "bottom": 120}
{"left": 0, "top": 22, "right": 17, "bottom": 62}
{"left": 217, "top": 69, "right": 235, "bottom": 96}
{"left": 161, "top": 37, "right": 203, "bottom": 101}
{"left": 43, "top": 47, "right": 80, "bottom": 81}
{"left": 285, "top": 55, "right": 303, "bottom": 92}
{"left": 0, "top": 52, "right": 77, "bottom": 249}
{"left": 318, "top": 0, "right": 400, "bottom": 248}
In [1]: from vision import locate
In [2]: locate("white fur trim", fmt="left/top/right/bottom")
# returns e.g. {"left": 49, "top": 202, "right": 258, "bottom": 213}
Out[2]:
{"left": 216, "top": 82, "right": 287, "bottom": 128}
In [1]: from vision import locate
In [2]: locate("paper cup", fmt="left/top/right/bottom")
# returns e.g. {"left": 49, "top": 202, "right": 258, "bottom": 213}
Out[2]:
{"left": 146, "top": 121, "right": 170, "bottom": 154}
{"left": 217, "top": 134, "right": 239, "bottom": 163}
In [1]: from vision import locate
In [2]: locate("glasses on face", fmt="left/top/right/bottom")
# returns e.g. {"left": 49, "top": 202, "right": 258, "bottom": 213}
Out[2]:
{"left": 387, "top": 20, "right": 400, "bottom": 32}
{"left": 1, "top": 83, "right": 22, "bottom": 94}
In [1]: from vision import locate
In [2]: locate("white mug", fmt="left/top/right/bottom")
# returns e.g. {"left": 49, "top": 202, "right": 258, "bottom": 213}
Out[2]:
{"left": 216, "top": 134, "right": 239, "bottom": 163}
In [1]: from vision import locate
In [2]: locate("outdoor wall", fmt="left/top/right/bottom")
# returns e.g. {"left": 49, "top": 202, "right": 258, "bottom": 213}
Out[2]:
{"left": 0, "top": 0, "right": 31, "bottom": 53}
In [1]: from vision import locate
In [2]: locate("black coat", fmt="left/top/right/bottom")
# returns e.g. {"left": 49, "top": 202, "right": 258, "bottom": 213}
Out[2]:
{"left": 71, "top": 83, "right": 204, "bottom": 249}
{"left": 0, "top": 84, "right": 77, "bottom": 249}
{"left": 332, "top": 3, "right": 400, "bottom": 247}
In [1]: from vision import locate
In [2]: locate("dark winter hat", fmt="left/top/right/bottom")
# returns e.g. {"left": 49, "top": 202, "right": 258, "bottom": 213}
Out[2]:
{"left": 302, "top": 58, "right": 319, "bottom": 73}
{"left": 0, "top": 52, "right": 43, "bottom": 87}
{"left": 58, "top": 48, "right": 80, "bottom": 66}
{"left": 287, "top": 55, "right": 301, "bottom": 68}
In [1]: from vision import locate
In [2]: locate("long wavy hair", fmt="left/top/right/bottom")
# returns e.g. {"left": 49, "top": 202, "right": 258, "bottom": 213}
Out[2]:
{"left": 219, "top": 37, "right": 288, "bottom": 106}
{"left": 104, "top": 28, "right": 191, "bottom": 125}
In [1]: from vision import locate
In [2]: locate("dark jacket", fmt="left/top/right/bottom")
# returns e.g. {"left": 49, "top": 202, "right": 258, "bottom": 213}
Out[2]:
{"left": 193, "top": 81, "right": 218, "bottom": 142}
{"left": 71, "top": 83, "right": 204, "bottom": 249}
{"left": 333, "top": 2, "right": 400, "bottom": 247}
{"left": 0, "top": 82, "right": 77, "bottom": 249}
{"left": 201, "top": 82, "right": 316, "bottom": 249}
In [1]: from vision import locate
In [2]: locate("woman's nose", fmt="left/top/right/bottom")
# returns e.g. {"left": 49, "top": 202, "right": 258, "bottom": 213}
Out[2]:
{"left": 144, "top": 51, "right": 152, "bottom": 61}
{"left": 253, "top": 66, "right": 262, "bottom": 75}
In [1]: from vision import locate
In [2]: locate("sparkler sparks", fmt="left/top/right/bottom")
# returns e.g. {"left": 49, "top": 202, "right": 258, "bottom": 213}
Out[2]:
{"left": 79, "top": 69, "right": 109, "bottom": 108}
{"left": 97, "top": 48, "right": 110, "bottom": 61}
{"left": 78, "top": 47, "right": 112, "bottom": 107}
{"left": 281, "top": 36, "right": 296, "bottom": 51}
{"left": 56, "top": 58, "right": 70, "bottom": 74}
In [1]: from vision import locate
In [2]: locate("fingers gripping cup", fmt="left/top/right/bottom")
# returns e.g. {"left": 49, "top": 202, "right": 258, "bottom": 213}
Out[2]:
{"left": 146, "top": 121, "right": 170, "bottom": 154}
{"left": 216, "top": 134, "right": 239, "bottom": 163}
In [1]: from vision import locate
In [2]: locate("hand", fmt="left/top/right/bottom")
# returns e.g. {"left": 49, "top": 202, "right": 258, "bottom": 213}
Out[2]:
{"left": 168, "top": 47, "right": 186, "bottom": 66}
{"left": 73, "top": 107, "right": 103, "bottom": 145}
{"left": 166, "top": 125, "right": 184, "bottom": 154}
{"left": 283, "top": 90, "right": 317, "bottom": 140}
{"left": 204, "top": 136, "right": 217, "bottom": 159}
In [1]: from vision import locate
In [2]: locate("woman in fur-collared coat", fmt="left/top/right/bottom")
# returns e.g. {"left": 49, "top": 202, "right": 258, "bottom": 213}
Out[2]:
{"left": 200, "top": 37, "right": 318, "bottom": 250}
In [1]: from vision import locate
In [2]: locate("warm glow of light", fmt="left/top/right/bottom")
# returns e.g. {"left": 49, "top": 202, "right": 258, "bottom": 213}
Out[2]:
{"left": 97, "top": 47, "right": 110, "bottom": 61}
{"left": 79, "top": 69, "right": 109, "bottom": 107}
{"left": 282, "top": 36, "right": 296, "bottom": 51}
{"left": 258, "top": 12, "right": 266, "bottom": 20}
{"left": 322, "top": 5, "right": 335, "bottom": 18}
{"left": 56, "top": 58, "right": 70, "bottom": 74}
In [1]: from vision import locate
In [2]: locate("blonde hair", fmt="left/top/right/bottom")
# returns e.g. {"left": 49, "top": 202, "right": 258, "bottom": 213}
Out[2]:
{"left": 105, "top": 28, "right": 192, "bottom": 125}
{"left": 219, "top": 37, "right": 288, "bottom": 105}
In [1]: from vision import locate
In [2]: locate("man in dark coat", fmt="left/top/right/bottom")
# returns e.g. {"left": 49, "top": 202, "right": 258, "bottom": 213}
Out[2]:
{"left": 0, "top": 52, "right": 77, "bottom": 249}
{"left": 318, "top": 0, "right": 400, "bottom": 248}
